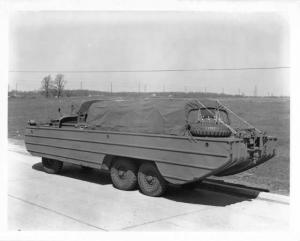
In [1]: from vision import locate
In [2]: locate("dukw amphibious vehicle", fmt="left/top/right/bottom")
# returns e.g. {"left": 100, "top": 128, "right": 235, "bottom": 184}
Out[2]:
{"left": 25, "top": 98, "right": 277, "bottom": 196}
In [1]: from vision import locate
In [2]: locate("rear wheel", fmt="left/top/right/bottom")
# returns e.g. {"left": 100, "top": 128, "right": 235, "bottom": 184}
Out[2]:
{"left": 138, "top": 162, "right": 167, "bottom": 197}
{"left": 110, "top": 158, "right": 138, "bottom": 191}
{"left": 42, "top": 157, "right": 63, "bottom": 174}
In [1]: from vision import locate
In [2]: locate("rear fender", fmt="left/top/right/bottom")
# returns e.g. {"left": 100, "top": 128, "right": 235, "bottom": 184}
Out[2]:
{"left": 101, "top": 155, "right": 116, "bottom": 171}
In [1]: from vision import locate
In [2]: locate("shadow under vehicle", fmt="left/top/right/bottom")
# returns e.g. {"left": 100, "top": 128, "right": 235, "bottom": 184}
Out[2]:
{"left": 25, "top": 98, "right": 277, "bottom": 197}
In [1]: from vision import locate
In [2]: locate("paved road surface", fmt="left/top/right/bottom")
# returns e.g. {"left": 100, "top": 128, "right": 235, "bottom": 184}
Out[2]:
{"left": 7, "top": 139, "right": 289, "bottom": 231}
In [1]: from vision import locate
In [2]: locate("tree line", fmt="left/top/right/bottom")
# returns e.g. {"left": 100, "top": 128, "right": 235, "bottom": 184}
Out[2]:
{"left": 41, "top": 74, "right": 66, "bottom": 98}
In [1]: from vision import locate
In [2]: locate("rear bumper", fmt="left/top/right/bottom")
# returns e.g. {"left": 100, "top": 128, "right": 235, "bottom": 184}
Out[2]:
{"left": 214, "top": 153, "right": 275, "bottom": 176}
{"left": 214, "top": 137, "right": 277, "bottom": 176}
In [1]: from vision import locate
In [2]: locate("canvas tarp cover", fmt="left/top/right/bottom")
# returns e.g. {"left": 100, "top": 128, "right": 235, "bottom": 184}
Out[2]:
{"left": 86, "top": 99, "right": 222, "bottom": 136}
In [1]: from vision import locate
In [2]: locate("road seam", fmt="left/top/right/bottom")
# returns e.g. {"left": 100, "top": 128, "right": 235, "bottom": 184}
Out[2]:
{"left": 256, "top": 193, "right": 289, "bottom": 205}
{"left": 8, "top": 194, "right": 108, "bottom": 231}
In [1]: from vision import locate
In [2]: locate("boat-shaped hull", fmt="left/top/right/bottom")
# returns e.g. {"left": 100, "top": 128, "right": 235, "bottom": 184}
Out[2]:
{"left": 25, "top": 126, "right": 248, "bottom": 184}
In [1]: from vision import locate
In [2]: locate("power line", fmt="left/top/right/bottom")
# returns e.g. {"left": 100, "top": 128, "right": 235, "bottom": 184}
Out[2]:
{"left": 9, "top": 66, "right": 290, "bottom": 73}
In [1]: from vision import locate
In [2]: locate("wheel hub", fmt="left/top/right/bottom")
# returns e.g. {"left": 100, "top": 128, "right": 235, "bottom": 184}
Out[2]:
{"left": 118, "top": 170, "right": 125, "bottom": 178}
{"left": 146, "top": 175, "right": 154, "bottom": 185}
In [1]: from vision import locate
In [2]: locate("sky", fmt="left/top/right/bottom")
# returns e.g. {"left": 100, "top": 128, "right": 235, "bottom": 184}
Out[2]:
{"left": 9, "top": 11, "right": 290, "bottom": 96}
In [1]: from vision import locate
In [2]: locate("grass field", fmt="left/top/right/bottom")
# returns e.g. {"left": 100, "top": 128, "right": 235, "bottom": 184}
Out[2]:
{"left": 8, "top": 96, "right": 290, "bottom": 195}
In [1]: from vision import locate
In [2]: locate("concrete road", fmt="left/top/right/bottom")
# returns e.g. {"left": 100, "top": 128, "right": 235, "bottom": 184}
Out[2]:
{"left": 7, "top": 139, "right": 289, "bottom": 231}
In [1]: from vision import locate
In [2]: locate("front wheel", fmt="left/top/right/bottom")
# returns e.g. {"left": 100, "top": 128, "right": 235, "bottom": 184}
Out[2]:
{"left": 138, "top": 162, "right": 167, "bottom": 197}
{"left": 42, "top": 157, "right": 63, "bottom": 174}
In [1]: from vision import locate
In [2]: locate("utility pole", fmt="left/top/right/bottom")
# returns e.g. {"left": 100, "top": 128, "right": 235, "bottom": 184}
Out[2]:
{"left": 138, "top": 80, "right": 140, "bottom": 94}
{"left": 254, "top": 85, "right": 258, "bottom": 97}
{"left": 110, "top": 81, "right": 112, "bottom": 95}
{"left": 238, "top": 89, "right": 240, "bottom": 95}
{"left": 163, "top": 84, "right": 165, "bottom": 93}
{"left": 80, "top": 81, "right": 82, "bottom": 90}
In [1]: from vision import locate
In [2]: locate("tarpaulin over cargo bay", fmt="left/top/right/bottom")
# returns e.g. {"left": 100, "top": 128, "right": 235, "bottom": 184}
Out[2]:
{"left": 84, "top": 99, "right": 224, "bottom": 136}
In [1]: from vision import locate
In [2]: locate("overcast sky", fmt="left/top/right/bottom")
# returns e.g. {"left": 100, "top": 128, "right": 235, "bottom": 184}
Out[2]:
{"left": 9, "top": 11, "right": 289, "bottom": 96}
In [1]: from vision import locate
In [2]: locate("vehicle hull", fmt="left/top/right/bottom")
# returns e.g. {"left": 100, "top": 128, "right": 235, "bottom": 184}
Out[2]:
{"left": 25, "top": 126, "right": 249, "bottom": 184}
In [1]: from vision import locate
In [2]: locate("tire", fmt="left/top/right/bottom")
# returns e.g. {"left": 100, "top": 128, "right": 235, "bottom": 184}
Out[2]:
{"left": 110, "top": 158, "right": 138, "bottom": 191}
{"left": 138, "top": 162, "right": 167, "bottom": 197}
{"left": 42, "top": 157, "right": 63, "bottom": 174}
{"left": 189, "top": 121, "right": 231, "bottom": 137}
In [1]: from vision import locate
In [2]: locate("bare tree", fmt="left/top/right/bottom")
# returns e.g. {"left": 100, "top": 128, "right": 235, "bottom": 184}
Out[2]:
{"left": 54, "top": 74, "right": 66, "bottom": 98}
{"left": 41, "top": 75, "right": 52, "bottom": 98}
